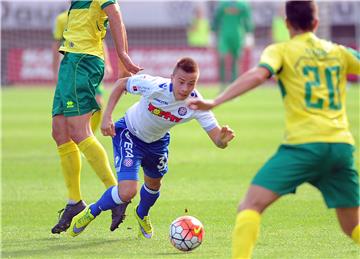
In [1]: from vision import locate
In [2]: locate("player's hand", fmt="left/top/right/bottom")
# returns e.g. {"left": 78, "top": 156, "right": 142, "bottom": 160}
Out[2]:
{"left": 118, "top": 52, "right": 143, "bottom": 75}
{"left": 187, "top": 99, "right": 216, "bottom": 111}
{"left": 101, "top": 116, "right": 116, "bottom": 137}
{"left": 217, "top": 125, "right": 235, "bottom": 148}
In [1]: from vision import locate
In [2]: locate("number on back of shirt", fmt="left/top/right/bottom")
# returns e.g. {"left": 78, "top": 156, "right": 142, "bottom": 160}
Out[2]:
{"left": 303, "top": 65, "right": 341, "bottom": 110}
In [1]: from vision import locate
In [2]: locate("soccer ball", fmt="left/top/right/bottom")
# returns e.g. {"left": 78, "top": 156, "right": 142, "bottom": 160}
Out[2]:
{"left": 169, "top": 215, "right": 205, "bottom": 252}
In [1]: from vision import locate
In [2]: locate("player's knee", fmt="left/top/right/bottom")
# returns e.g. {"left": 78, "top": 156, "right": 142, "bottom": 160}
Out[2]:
{"left": 144, "top": 176, "right": 162, "bottom": 191}
{"left": 146, "top": 181, "right": 161, "bottom": 191}
{"left": 68, "top": 128, "right": 88, "bottom": 143}
{"left": 52, "top": 127, "right": 68, "bottom": 145}
{"left": 68, "top": 127, "right": 81, "bottom": 142}
{"left": 118, "top": 185, "right": 137, "bottom": 202}
{"left": 51, "top": 128, "right": 60, "bottom": 142}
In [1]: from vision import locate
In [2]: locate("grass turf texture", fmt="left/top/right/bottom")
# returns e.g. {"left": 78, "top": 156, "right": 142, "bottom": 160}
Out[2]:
{"left": 2, "top": 85, "right": 359, "bottom": 258}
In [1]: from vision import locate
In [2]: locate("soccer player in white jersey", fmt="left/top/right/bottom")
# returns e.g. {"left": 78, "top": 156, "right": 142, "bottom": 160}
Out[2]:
{"left": 68, "top": 57, "right": 235, "bottom": 238}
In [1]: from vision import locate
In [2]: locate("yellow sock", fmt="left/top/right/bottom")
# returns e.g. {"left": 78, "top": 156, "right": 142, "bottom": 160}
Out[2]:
{"left": 90, "top": 110, "right": 102, "bottom": 133}
{"left": 351, "top": 225, "right": 360, "bottom": 245}
{"left": 57, "top": 141, "right": 82, "bottom": 202}
{"left": 78, "top": 136, "right": 117, "bottom": 188}
{"left": 232, "top": 210, "right": 261, "bottom": 259}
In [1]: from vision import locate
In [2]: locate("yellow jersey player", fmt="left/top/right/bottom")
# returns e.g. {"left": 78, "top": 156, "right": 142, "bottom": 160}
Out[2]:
{"left": 188, "top": 1, "right": 360, "bottom": 258}
{"left": 52, "top": 10, "right": 113, "bottom": 133}
{"left": 51, "top": 0, "right": 142, "bottom": 235}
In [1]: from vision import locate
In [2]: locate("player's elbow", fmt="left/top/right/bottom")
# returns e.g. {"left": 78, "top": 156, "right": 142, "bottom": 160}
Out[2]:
{"left": 114, "top": 78, "right": 128, "bottom": 91}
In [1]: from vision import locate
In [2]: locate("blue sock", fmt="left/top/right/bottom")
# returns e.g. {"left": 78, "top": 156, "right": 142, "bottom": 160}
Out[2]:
{"left": 136, "top": 184, "right": 160, "bottom": 219}
{"left": 90, "top": 186, "right": 123, "bottom": 217}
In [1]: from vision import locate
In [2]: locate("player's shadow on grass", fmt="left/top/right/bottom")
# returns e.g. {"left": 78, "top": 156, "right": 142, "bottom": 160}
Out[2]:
{"left": 2, "top": 237, "right": 126, "bottom": 258}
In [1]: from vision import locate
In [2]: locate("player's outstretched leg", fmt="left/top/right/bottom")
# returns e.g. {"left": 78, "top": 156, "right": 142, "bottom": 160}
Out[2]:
{"left": 69, "top": 205, "right": 95, "bottom": 237}
{"left": 134, "top": 206, "right": 153, "bottom": 239}
{"left": 51, "top": 200, "right": 87, "bottom": 234}
{"left": 110, "top": 202, "right": 130, "bottom": 231}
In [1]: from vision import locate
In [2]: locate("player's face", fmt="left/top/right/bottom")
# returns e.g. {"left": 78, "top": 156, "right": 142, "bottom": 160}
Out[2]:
{"left": 171, "top": 69, "right": 199, "bottom": 101}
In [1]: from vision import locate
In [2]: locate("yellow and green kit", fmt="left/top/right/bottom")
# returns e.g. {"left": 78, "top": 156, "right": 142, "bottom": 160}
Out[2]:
{"left": 52, "top": 0, "right": 114, "bottom": 117}
{"left": 253, "top": 32, "right": 360, "bottom": 208}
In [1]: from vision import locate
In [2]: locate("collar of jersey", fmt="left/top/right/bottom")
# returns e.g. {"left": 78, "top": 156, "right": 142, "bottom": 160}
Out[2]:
{"left": 293, "top": 32, "right": 317, "bottom": 41}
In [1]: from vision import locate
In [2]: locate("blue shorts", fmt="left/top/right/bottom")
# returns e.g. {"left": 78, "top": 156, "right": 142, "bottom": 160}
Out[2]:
{"left": 112, "top": 118, "right": 170, "bottom": 181}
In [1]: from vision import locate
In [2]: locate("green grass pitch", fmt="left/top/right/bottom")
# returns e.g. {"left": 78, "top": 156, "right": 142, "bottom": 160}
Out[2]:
{"left": 2, "top": 84, "right": 359, "bottom": 258}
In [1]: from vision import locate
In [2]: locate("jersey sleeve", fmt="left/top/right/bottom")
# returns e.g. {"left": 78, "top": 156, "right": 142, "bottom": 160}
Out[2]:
{"left": 98, "top": 0, "right": 116, "bottom": 9}
{"left": 126, "top": 74, "right": 156, "bottom": 97}
{"left": 194, "top": 110, "right": 219, "bottom": 132}
{"left": 191, "top": 90, "right": 219, "bottom": 131}
{"left": 53, "top": 15, "right": 64, "bottom": 40}
{"left": 342, "top": 46, "right": 360, "bottom": 75}
{"left": 258, "top": 44, "right": 283, "bottom": 77}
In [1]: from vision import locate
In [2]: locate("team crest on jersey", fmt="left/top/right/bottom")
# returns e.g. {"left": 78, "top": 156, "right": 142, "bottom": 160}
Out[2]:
{"left": 132, "top": 86, "right": 138, "bottom": 92}
{"left": 123, "top": 158, "right": 133, "bottom": 167}
{"left": 148, "top": 103, "right": 182, "bottom": 122}
{"left": 178, "top": 107, "right": 187, "bottom": 116}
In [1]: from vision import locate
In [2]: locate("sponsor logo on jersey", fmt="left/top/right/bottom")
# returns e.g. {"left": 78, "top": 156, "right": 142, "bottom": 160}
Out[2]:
{"left": 148, "top": 103, "right": 182, "bottom": 122}
{"left": 178, "top": 107, "right": 187, "bottom": 116}
{"left": 123, "top": 131, "right": 134, "bottom": 158}
{"left": 154, "top": 98, "right": 168, "bottom": 105}
{"left": 158, "top": 83, "right": 167, "bottom": 89}
{"left": 225, "top": 7, "right": 240, "bottom": 15}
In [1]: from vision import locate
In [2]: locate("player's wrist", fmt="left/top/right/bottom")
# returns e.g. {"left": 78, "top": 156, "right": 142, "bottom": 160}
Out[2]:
{"left": 212, "top": 99, "right": 221, "bottom": 108}
{"left": 102, "top": 112, "right": 112, "bottom": 120}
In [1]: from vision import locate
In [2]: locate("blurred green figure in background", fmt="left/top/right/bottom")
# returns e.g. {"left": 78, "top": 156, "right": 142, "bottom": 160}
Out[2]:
{"left": 212, "top": 0, "right": 254, "bottom": 91}
{"left": 187, "top": 4, "right": 211, "bottom": 48}
{"left": 272, "top": 6, "right": 290, "bottom": 43}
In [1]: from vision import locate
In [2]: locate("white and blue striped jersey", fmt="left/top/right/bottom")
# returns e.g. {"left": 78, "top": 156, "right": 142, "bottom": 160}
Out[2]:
{"left": 124, "top": 74, "right": 218, "bottom": 143}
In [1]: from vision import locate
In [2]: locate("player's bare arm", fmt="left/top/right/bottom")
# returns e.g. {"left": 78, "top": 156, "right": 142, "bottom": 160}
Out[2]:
{"left": 52, "top": 40, "right": 61, "bottom": 81}
{"left": 188, "top": 67, "right": 270, "bottom": 111}
{"left": 207, "top": 125, "right": 235, "bottom": 149}
{"left": 101, "top": 77, "right": 129, "bottom": 137}
{"left": 103, "top": 41, "right": 113, "bottom": 79}
{"left": 104, "top": 4, "right": 142, "bottom": 75}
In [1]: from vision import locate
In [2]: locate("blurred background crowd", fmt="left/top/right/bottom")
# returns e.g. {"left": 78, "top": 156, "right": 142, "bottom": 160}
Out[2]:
{"left": 1, "top": 1, "right": 359, "bottom": 86}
